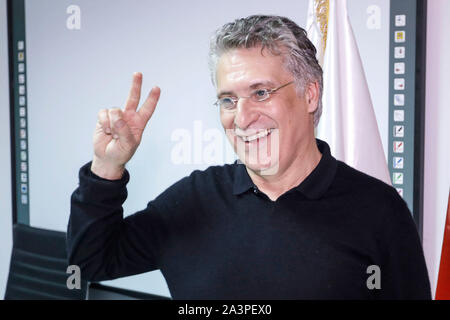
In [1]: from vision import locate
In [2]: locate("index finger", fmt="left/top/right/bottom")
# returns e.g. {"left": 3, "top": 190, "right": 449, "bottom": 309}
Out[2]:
{"left": 124, "top": 72, "right": 143, "bottom": 112}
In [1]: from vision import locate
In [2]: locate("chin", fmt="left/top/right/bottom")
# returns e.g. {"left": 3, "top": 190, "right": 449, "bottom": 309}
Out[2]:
{"left": 239, "top": 155, "right": 280, "bottom": 176}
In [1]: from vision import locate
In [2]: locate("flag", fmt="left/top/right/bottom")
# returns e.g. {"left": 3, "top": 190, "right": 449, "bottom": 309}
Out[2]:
{"left": 306, "top": 0, "right": 328, "bottom": 65}
{"left": 436, "top": 192, "right": 450, "bottom": 299}
{"left": 306, "top": 0, "right": 391, "bottom": 185}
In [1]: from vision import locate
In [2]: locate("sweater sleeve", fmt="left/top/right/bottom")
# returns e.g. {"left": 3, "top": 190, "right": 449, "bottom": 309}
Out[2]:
{"left": 377, "top": 189, "right": 432, "bottom": 300}
{"left": 66, "top": 162, "right": 171, "bottom": 282}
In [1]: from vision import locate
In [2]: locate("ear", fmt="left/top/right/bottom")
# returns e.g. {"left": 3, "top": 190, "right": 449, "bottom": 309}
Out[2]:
{"left": 305, "top": 81, "right": 320, "bottom": 114}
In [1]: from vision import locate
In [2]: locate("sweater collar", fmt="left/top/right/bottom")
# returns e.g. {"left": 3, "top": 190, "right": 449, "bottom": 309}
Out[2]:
{"left": 232, "top": 139, "right": 337, "bottom": 200}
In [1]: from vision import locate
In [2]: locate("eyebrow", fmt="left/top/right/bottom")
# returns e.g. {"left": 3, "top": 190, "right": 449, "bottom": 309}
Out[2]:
{"left": 217, "top": 81, "right": 276, "bottom": 98}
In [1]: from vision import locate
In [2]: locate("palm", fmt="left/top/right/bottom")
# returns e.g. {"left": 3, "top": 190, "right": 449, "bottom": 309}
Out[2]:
{"left": 122, "top": 109, "right": 147, "bottom": 143}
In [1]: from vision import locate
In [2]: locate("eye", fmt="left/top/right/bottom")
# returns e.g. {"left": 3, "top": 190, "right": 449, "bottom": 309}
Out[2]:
{"left": 219, "top": 97, "right": 236, "bottom": 109}
{"left": 253, "top": 89, "right": 269, "bottom": 101}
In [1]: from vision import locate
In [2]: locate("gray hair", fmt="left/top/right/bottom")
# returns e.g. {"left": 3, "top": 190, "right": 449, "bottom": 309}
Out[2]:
{"left": 209, "top": 15, "right": 323, "bottom": 127}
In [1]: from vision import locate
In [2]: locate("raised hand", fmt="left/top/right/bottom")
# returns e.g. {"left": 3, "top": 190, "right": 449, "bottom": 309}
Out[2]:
{"left": 91, "top": 72, "right": 161, "bottom": 180}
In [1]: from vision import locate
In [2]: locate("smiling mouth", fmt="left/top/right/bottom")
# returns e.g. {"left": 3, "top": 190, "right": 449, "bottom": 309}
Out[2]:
{"left": 239, "top": 128, "right": 274, "bottom": 143}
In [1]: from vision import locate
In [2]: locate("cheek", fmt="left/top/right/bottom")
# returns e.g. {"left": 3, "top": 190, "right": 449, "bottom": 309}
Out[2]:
{"left": 268, "top": 100, "right": 305, "bottom": 139}
{"left": 220, "top": 111, "right": 234, "bottom": 130}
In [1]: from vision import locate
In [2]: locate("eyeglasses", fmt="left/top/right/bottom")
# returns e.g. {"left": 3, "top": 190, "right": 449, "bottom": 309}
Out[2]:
{"left": 214, "top": 81, "right": 294, "bottom": 111}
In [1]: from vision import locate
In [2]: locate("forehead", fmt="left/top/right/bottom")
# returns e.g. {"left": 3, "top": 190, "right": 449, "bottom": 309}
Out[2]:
{"left": 216, "top": 47, "right": 291, "bottom": 89}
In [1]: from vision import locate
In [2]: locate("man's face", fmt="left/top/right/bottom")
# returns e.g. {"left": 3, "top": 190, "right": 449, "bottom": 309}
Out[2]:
{"left": 216, "top": 46, "right": 316, "bottom": 175}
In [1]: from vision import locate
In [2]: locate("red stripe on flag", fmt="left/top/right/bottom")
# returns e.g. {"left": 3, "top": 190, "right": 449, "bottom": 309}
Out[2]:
{"left": 436, "top": 192, "right": 450, "bottom": 300}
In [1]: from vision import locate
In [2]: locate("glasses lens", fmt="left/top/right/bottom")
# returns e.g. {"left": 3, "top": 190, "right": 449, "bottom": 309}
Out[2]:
{"left": 252, "top": 89, "right": 270, "bottom": 102}
{"left": 219, "top": 97, "right": 235, "bottom": 110}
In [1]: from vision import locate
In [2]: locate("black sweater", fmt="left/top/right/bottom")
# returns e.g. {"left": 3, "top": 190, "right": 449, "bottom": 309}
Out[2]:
{"left": 67, "top": 139, "right": 431, "bottom": 299}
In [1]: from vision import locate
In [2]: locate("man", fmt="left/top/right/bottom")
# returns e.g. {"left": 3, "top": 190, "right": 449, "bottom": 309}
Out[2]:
{"left": 67, "top": 15, "right": 431, "bottom": 299}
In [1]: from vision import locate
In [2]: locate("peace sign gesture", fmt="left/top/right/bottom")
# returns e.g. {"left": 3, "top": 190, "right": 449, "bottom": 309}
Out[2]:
{"left": 91, "top": 73, "right": 161, "bottom": 180}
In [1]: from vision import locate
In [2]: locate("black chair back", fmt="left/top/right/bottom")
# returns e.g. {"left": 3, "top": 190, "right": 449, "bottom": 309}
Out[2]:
{"left": 4, "top": 224, "right": 87, "bottom": 300}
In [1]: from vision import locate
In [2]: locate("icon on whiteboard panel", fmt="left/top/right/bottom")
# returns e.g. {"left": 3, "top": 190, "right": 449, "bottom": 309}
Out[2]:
{"left": 394, "top": 94, "right": 405, "bottom": 106}
{"left": 21, "top": 162, "right": 27, "bottom": 172}
{"left": 21, "top": 173, "right": 28, "bottom": 183}
{"left": 20, "top": 129, "right": 26, "bottom": 139}
{"left": 21, "top": 183, "right": 28, "bottom": 193}
{"left": 394, "top": 78, "right": 405, "bottom": 90}
{"left": 19, "top": 96, "right": 26, "bottom": 106}
{"left": 21, "top": 194, "right": 28, "bottom": 205}
{"left": 19, "top": 107, "right": 26, "bottom": 117}
{"left": 394, "top": 62, "right": 405, "bottom": 75}
{"left": 18, "top": 74, "right": 25, "bottom": 84}
{"left": 394, "top": 47, "right": 405, "bottom": 59}
{"left": 19, "top": 85, "right": 25, "bottom": 95}
{"left": 393, "top": 157, "right": 404, "bottom": 169}
{"left": 394, "top": 110, "right": 405, "bottom": 122}
{"left": 396, "top": 188, "right": 404, "bottom": 198}
{"left": 20, "top": 118, "right": 26, "bottom": 128}
{"left": 20, "top": 151, "right": 27, "bottom": 161}
{"left": 394, "top": 141, "right": 404, "bottom": 153}
{"left": 393, "top": 125, "right": 404, "bottom": 138}
{"left": 18, "top": 52, "right": 24, "bottom": 61}
{"left": 395, "top": 15, "right": 406, "bottom": 27}
{"left": 20, "top": 140, "right": 27, "bottom": 150}
{"left": 17, "top": 41, "right": 24, "bottom": 50}
{"left": 393, "top": 172, "right": 404, "bottom": 185}
{"left": 18, "top": 63, "right": 25, "bottom": 73}
{"left": 395, "top": 31, "right": 406, "bottom": 43}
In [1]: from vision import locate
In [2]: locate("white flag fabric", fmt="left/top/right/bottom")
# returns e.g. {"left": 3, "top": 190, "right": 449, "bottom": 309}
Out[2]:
{"left": 306, "top": 0, "right": 391, "bottom": 185}
{"left": 306, "top": 0, "right": 326, "bottom": 65}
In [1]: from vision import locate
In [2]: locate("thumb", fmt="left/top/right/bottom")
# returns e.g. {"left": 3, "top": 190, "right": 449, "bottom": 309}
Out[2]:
{"left": 109, "top": 109, "right": 136, "bottom": 149}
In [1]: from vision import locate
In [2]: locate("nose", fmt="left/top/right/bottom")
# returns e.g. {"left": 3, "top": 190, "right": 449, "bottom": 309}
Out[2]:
{"left": 234, "top": 97, "right": 259, "bottom": 130}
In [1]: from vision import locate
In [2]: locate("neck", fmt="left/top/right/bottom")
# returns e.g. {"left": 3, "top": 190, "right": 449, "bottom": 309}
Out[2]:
{"left": 246, "top": 138, "right": 322, "bottom": 201}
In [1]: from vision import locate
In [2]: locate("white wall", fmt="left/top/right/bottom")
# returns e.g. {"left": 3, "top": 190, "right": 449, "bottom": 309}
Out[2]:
{"left": 423, "top": 0, "right": 450, "bottom": 299}
{"left": 0, "top": 0, "right": 13, "bottom": 299}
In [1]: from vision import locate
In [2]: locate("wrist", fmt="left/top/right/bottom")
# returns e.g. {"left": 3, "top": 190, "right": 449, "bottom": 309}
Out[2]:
{"left": 91, "top": 157, "right": 125, "bottom": 180}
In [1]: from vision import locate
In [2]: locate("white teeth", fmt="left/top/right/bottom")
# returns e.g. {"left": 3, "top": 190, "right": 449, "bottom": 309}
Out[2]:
{"left": 241, "top": 129, "right": 273, "bottom": 142}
